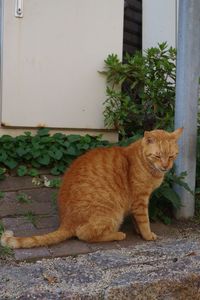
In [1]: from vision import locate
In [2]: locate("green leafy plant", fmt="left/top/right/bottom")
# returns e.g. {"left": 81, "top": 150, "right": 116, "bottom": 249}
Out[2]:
{"left": 150, "top": 170, "right": 192, "bottom": 224}
{"left": 0, "top": 129, "right": 109, "bottom": 178}
{"left": 103, "top": 42, "right": 176, "bottom": 137}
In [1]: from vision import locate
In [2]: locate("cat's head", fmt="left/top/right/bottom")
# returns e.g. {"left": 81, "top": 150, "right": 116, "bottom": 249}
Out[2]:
{"left": 142, "top": 128, "right": 183, "bottom": 173}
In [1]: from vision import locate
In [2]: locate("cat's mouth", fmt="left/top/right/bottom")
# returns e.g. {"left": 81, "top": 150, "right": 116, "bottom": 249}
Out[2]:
{"left": 147, "top": 159, "right": 170, "bottom": 174}
{"left": 159, "top": 167, "right": 169, "bottom": 173}
{"left": 153, "top": 165, "right": 169, "bottom": 173}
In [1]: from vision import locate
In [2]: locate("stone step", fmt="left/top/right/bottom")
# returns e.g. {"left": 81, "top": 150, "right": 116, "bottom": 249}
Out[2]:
{"left": 1, "top": 238, "right": 200, "bottom": 299}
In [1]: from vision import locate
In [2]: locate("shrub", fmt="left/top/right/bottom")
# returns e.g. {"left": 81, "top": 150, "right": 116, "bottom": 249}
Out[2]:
{"left": 103, "top": 42, "right": 176, "bottom": 138}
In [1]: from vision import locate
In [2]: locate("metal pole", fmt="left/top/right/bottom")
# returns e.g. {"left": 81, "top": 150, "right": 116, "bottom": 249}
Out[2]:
{"left": 175, "top": 0, "right": 200, "bottom": 218}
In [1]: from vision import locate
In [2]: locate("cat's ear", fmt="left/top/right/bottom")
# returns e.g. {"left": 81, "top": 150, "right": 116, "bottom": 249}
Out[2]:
{"left": 171, "top": 127, "right": 183, "bottom": 140}
{"left": 144, "top": 131, "right": 156, "bottom": 144}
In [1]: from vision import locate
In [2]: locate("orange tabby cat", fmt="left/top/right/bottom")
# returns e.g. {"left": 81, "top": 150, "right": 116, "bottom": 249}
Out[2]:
{"left": 1, "top": 128, "right": 183, "bottom": 249}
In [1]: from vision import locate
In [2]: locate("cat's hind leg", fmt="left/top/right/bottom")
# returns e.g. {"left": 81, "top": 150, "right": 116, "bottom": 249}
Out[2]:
{"left": 76, "top": 216, "right": 126, "bottom": 242}
{"left": 91, "top": 231, "right": 126, "bottom": 242}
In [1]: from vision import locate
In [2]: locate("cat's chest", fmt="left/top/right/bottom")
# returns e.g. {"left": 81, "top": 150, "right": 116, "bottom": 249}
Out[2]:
{"left": 151, "top": 177, "right": 164, "bottom": 190}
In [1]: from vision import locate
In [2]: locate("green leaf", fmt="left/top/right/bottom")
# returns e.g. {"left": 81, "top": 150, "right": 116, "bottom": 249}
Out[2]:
{"left": 24, "top": 131, "right": 32, "bottom": 137}
{"left": 37, "top": 155, "right": 50, "bottom": 166}
{"left": 0, "top": 150, "right": 7, "bottom": 162}
{"left": 31, "top": 161, "right": 41, "bottom": 169}
{"left": 160, "top": 186, "right": 181, "bottom": 210}
{"left": 4, "top": 159, "right": 18, "bottom": 170}
{"left": 0, "top": 168, "right": 6, "bottom": 175}
{"left": 37, "top": 128, "right": 50, "bottom": 137}
{"left": 49, "top": 149, "right": 63, "bottom": 160}
{"left": 51, "top": 163, "right": 66, "bottom": 175}
{"left": 40, "top": 136, "right": 52, "bottom": 143}
{"left": 50, "top": 166, "right": 62, "bottom": 176}
{"left": 0, "top": 135, "right": 13, "bottom": 143}
{"left": 17, "top": 165, "right": 28, "bottom": 177}
{"left": 67, "top": 135, "right": 81, "bottom": 143}
{"left": 16, "top": 147, "right": 27, "bottom": 157}
{"left": 31, "top": 149, "right": 41, "bottom": 158}
{"left": 66, "top": 146, "right": 79, "bottom": 156}
{"left": 28, "top": 168, "right": 39, "bottom": 177}
{"left": 48, "top": 178, "right": 62, "bottom": 188}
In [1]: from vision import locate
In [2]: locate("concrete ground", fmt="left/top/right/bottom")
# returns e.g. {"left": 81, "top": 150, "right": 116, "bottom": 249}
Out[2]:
{"left": 1, "top": 175, "right": 200, "bottom": 299}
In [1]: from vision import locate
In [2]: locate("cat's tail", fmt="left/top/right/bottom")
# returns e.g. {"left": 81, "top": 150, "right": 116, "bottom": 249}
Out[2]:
{"left": 0, "top": 227, "right": 73, "bottom": 249}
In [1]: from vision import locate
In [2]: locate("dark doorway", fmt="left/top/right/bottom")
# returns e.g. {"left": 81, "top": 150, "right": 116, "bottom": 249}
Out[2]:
{"left": 123, "top": 0, "right": 142, "bottom": 56}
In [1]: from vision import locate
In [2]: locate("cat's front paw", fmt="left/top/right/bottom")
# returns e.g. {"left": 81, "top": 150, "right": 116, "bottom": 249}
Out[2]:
{"left": 143, "top": 231, "right": 157, "bottom": 241}
{"left": 150, "top": 232, "right": 157, "bottom": 240}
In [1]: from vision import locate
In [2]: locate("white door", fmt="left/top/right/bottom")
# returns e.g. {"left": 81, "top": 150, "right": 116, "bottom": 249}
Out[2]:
{"left": 143, "top": 0, "right": 177, "bottom": 50}
{"left": 0, "top": 0, "right": 124, "bottom": 129}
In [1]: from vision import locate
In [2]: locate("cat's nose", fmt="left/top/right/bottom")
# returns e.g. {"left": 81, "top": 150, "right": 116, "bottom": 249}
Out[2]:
{"left": 163, "top": 164, "right": 168, "bottom": 169}
{"left": 161, "top": 159, "right": 169, "bottom": 170}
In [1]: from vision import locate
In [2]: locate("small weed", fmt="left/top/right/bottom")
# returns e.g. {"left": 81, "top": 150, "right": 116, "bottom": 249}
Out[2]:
{"left": 32, "top": 176, "right": 62, "bottom": 188}
{"left": 24, "top": 211, "right": 37, "bottom": 226}
{"left": 0, "top": 245, "right": 13, "bottom": 257}
{"left": 43, "top": 177, "right": 62, "bottom": 188}
{"left": 0, "top": 223, "right": 13, "bottom": 257}
{"left": 16, "top": 192, "right": 31, "bottom": 204}
{"left": 0, "top": 191, "right": 5, "bottom": 200}
{"left": 0, "top": 222, "right": 4, "bottom": 237}
{"left": 0, "top": 168, "right": 6, "bottom": 180}
{"left": 51, "top": 191, "right": 58, "bottom": 210}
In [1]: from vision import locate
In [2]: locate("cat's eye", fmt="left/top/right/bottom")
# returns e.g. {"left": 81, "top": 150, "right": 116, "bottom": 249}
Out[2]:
{"left": 169, "top": 155, "right": 174, "bottom": 159}
{"left": 154, "top": 155, "right": 161, "bottom": 159}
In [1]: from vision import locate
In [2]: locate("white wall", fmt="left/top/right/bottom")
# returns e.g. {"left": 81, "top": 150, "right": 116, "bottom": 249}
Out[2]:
{"left": 0, "top": 0, "right": 124, "bottom": 130}
{"left": 142, "top": 0, "right": 178, "bottom": 50}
